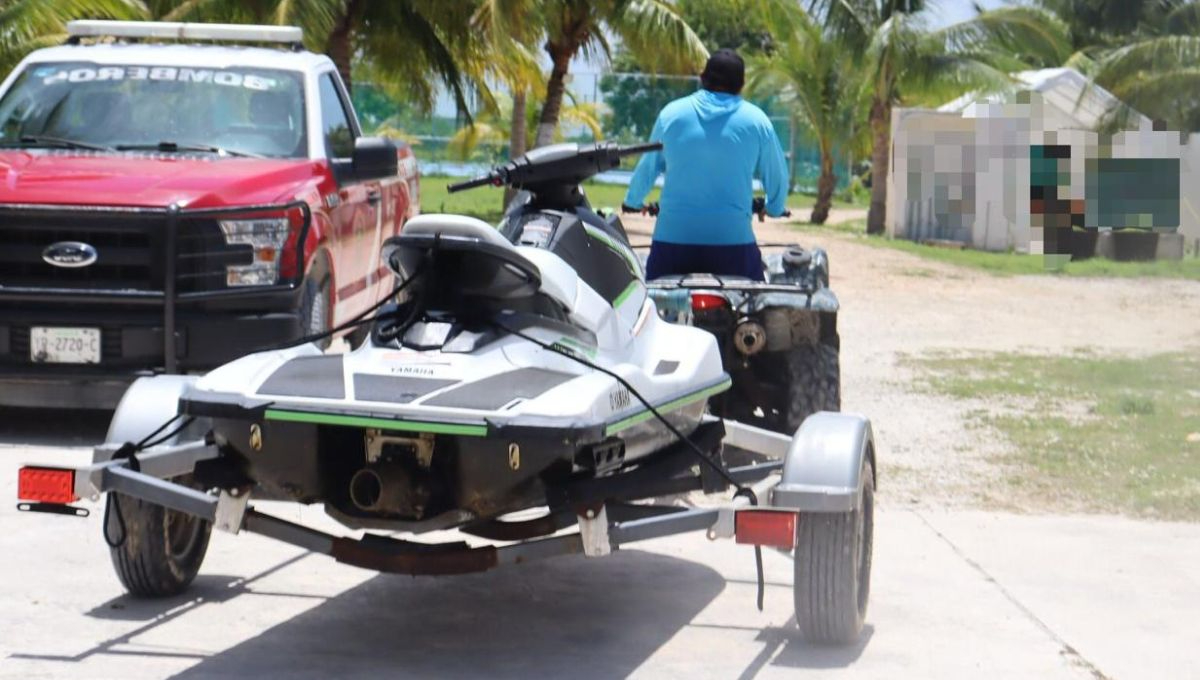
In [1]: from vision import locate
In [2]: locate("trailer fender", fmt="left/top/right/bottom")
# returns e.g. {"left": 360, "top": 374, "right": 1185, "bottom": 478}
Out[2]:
{"left": 772, "top": 412, "right": 875, "bottom": 513}
{"left": 98, "top": 375, "right": 203, "bottom": 463}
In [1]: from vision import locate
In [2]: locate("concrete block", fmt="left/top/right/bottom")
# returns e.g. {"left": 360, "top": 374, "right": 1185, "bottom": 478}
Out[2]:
{"left": 1156, "top": 232, "right": 1184, "bottom": 260}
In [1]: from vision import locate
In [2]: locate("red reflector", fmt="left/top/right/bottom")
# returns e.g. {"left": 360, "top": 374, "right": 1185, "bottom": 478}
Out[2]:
{"left": 735, "top": 510, "right": 797, "bottom": 549}
{"left": 691, "top": 293, "right": 728, "bottom": 311}
{"left": 18, "top": 467, "right": 77, "bottom": 504}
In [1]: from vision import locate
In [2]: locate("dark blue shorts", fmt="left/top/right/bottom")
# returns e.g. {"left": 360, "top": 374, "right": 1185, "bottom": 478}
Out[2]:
{"left": 645, "top": 241, "right": 765, "bottom": 281}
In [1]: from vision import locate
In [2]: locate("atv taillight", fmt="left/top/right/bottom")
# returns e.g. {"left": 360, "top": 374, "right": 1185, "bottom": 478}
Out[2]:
{"left": 691, "top": 293, "right": 728, "bottom": 311}
{"left": 18, "top": 466, "right": 77, "bottom": 504}
{"left": 735, "top": 509, "right": 797, "bottom": 549}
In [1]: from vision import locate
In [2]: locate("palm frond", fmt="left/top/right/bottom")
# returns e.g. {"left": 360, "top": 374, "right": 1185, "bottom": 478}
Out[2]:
{"left": 932, "top": 6, "right": 1072, "bottom": 69}
{"left": 612, "top": 0, "right": 709, "bottom": 74}
{"left": 1095, "top": 34, "right": 1200, "bottom": 92}
{"left": 0, "top": 0, "right": 149, "bottom": 73}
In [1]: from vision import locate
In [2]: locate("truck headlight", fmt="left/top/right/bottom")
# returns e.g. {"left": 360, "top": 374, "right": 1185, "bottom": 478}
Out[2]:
{"left": 219, "top": 218, "right": 290, "bottom": 286}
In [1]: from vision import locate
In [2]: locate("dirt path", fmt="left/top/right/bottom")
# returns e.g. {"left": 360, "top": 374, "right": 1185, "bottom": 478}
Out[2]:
{"left": 625, "top": 214, "right": 1200, "bottom": 507}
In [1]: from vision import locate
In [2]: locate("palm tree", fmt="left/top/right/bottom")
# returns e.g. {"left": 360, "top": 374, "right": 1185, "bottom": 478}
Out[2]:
{"left": 747, "top": 8, "right": 867, "bottom": 224}
{"left": 1030, "top": 0, "right": 1200, "bottom": 132}
{"left": 161, "top": 0, "right": 486, "bottom": 110}
{"left": 0, "top": 0, "right": 148, "bottom": 74}
{"left": 470, "top": 0, "right": 547, "bottom": 207}
{"left": 510, "top": 0, "right": 708, "bottom": 148}
{"left": 447, "top": 91, "right": 603, "bottom": 161}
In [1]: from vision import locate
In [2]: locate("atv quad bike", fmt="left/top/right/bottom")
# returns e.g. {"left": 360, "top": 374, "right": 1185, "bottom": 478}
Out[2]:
{"left": 647, "top": 244, "right": 839, "bottom": 437}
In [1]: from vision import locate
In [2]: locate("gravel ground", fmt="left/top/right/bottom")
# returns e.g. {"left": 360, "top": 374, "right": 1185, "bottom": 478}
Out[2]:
{"left": 625, "top": 213, "right": 1200, "bottom": 509}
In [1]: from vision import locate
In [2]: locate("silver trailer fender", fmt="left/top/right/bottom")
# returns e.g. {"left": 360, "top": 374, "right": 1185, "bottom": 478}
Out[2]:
{"left": 98, "top": 375, "right": 203, "bottom": 462}
{"left": 771, "top": 411, "right": 875, "bottom": 513}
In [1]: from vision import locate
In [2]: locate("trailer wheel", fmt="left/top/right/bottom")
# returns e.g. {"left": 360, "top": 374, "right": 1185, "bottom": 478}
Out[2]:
{"left": 107, "top": 476, "right": 212, "bottom": 598}
{"left": 785, "top": 342, "right": 840, "bottom": 433}
{"left": 793, "top": 458, "right": 873, "bottom": 644}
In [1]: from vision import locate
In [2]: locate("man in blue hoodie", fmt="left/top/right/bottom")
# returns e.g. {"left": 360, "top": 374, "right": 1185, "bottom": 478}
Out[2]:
{"left": 623, "top": 49, "right": 789, "bottom": 281}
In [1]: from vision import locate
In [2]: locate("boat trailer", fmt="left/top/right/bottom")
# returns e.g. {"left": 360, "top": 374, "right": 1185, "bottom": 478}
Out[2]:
{"left": 18, "top": 415, "right": 873, "bottom": 576}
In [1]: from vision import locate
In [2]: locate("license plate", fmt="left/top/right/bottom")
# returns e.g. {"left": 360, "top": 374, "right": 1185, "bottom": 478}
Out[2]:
{"left": 30, "top": 327, "right": 101, "bottom": 364}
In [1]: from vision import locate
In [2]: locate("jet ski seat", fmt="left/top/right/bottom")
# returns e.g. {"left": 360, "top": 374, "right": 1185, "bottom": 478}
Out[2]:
{"left": 388, "top": 215, "right": 579, "bottom": 313}
{"left": 403, "top": 214, "right": 513, "bottom": 249}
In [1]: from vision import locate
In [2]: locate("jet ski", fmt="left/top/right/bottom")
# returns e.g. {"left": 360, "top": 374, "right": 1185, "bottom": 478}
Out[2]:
{"left": 178, "top": 142, "right": 731, "bottom": 530}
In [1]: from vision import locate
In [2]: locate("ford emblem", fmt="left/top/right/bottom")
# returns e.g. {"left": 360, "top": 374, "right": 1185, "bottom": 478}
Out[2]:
{"left": 42, "top": 241, "right": 98, "bottom": 268}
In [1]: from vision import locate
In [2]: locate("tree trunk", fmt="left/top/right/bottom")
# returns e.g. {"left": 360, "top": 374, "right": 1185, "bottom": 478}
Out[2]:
{"left": 811, "top": 143, "right": 836, "bottom": 225}
{"left": 504, "top": 88, "right": 528, "bottom": 206}
{"left": 866, "top": 96, "right": 891, "bottom": 236}
{"left": 326, "top": 0, "right": 364, "bottom": 93}
{"left": 535, "top": 41, "right": 575, "bottom": 148}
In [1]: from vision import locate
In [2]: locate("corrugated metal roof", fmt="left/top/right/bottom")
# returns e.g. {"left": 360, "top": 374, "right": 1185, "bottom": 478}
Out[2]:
{"left": 937, "top": 68, "right": 1143, "bottom": 129}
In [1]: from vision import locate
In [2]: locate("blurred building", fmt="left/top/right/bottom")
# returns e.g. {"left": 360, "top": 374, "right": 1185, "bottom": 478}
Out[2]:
{"left": 888, "top": 68, "right": 1194, "bottom": 259}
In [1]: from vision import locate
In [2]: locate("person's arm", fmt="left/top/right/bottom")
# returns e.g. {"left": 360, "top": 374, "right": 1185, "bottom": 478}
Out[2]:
{"left": 623, "top": 117, "right": 666, "bottom": 209}
{"left": 758, "top": 120, "right": 790, "bottom": 217}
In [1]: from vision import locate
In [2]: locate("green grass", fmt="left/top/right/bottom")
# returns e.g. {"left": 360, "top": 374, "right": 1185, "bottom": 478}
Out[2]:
{"left": 909, "top": 352, "right": 1200, "bottom": 520}
{"left": 792, "top": 219, "right": 1200, "bottom": 280}
{"left": 418, "top": 175, "right": 865, "bottom": 224}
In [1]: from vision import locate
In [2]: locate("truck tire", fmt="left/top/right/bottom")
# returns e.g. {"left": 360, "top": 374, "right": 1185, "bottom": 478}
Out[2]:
{"left": 793, "top": 458, "right": 873, "bottom": 644}
{"left": 346, "top": 324, "right": 371, "bottom": 350}
{"left": 107, "top": 476, "right": 211, "bottom": 598}
{"left": 786, "top": 342, "right": 840, "bottom": 433}
{"left": 300, "top": 272, "right": 332, "bottom": 350}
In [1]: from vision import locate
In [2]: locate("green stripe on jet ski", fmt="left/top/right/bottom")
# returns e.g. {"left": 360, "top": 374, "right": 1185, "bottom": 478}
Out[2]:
{"left": 264, "top": 409, "right": 488, "bottom": 436}
{"left": 612, "top": 280, "right": 641, "bottom": 309}
{"left": 604, "top": 378, "right": 733, "bottom": 437}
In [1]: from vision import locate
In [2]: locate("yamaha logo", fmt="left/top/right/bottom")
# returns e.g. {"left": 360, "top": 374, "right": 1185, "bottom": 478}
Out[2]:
{"left": 42, "top": 241, "right": 98, "bottom": 268}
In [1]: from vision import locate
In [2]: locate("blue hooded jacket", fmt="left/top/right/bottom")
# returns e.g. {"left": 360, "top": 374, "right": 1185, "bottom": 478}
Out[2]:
{"left": 624, "top": 89, "right": 789, "bottom": 245}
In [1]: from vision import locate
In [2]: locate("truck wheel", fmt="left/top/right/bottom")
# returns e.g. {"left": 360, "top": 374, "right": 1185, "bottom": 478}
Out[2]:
{"left": 300, "top": 273, "right": 332, "bottom": 350}
{"left": 786, "top": 342, "right": 840, "bottom": 433}
{"left": 346, "top": 324, "right": 371, "bottom": 350}
{"left": 793, "top": 458, "right": 873, "bottom": 644}
{"left": 107, "top": 476, "right": 212, "bottom": 598}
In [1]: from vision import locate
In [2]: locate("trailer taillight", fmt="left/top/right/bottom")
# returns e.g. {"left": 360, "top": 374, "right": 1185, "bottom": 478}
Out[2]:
{"left": 691, "top": 293, "right": 728, "bottom": 311}
{"left": 18, "top": 467, "right": 77, "bottom": 504}
{"left": 735, "top": 509, "right": 796, "bottom": 549}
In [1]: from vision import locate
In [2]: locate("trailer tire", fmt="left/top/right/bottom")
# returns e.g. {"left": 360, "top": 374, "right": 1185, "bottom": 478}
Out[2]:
{"left": 107, "top": 476, "right": 212, "bottom": 598}
{"left": 793, "top": 458, "right": 873, "bottom": 644}
{"left": 785, "top": 342, "right": 840, "bottom": 433}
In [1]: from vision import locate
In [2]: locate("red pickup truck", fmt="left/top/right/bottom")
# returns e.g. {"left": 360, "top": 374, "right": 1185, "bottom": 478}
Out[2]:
{"left": 0, "top": 21, "right": 419, "bottom": 408}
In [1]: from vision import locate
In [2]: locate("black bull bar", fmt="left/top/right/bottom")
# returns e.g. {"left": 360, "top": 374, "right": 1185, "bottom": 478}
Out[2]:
{"left": 0, "top": 200, "right": 312, "bottom": 372}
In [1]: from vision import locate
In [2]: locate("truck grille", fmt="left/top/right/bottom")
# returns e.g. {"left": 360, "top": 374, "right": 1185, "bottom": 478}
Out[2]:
{"left": 0, "top": 207, "right": 252, "bottom": 293}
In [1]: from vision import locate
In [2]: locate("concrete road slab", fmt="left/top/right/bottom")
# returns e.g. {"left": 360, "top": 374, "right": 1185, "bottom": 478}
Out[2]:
{"left": 923, "top": 511, "right": 1200, "bottom": 680}
{"left": 1, "top": 427, "right": 1194, "bottom": 679}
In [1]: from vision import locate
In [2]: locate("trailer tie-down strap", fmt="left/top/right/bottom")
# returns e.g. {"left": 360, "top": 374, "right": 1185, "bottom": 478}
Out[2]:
{"left": 102, "top": 415, "right": 196, "bottom": 548}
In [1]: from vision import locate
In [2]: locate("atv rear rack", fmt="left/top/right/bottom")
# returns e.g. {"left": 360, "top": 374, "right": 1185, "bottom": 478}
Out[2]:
{"left": 17, "top": 416, "right": 873, "bottom": 576}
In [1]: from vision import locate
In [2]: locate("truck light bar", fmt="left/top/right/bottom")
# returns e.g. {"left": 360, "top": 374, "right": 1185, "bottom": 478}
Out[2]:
{"left": 66, "top": 20, "right": 302, "bottom": 45}
{"left": 18, "top": 466, "right": 78, "bottom": 505}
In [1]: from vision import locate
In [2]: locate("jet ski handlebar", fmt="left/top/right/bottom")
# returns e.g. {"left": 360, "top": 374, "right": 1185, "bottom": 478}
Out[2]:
{"left": 446, "top": 141, "right": 663, "bottom": 194}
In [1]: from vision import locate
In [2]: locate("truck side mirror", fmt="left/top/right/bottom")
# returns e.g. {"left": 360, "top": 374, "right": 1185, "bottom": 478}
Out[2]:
{"left": 352, "top": 136, "right": 398, "bottom": 182}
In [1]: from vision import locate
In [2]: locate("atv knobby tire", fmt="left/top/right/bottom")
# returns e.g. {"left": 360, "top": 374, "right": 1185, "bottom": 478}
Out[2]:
{"left": 107, "top": 479, "right": 212, "bottom": 598}
{"left": 786, "top": 342, "right": 840, "bottom": 433}
{"left": 793, "top": 458, "right": 874, "bottom": 644}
